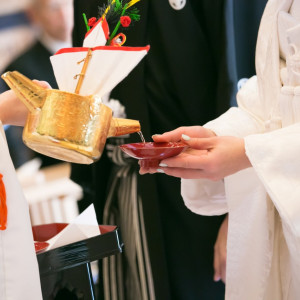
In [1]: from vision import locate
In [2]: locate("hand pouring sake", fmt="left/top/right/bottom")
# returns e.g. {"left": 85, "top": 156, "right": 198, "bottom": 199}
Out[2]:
{"left": 2, "top": 71, "right": 141, "bottom": 164}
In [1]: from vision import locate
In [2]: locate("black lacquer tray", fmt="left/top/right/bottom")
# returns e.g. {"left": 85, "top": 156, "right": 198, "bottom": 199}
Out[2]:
{"left": 32, "top": 223, "right": 123, "bottom": 299}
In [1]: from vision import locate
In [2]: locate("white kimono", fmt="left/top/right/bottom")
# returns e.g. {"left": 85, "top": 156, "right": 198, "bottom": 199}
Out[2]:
{"left": 181, "top": 0, "right": 300, "bottom": 299}
{"left": 0, "top": 124, "right": 42, "bottom": 299}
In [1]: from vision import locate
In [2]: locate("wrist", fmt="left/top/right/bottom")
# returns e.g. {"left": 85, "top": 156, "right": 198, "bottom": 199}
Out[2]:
{"left": 240, "top": 139, "right": 252, "bottom": 169}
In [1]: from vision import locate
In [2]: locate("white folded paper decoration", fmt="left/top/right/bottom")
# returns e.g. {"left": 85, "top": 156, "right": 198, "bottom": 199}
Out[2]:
{"left": 50, "top": 45, "right": 150, "bottom": 96}
{"left": 50, "top": 16, "right": 149, "bottom": 97}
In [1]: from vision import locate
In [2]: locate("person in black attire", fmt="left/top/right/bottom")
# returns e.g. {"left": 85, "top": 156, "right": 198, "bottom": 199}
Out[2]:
{"left": 71, "top": 1, "right": 266, "bottom": 299}
{"left": 2, "top": 0, "right": 73, "bottom": 88}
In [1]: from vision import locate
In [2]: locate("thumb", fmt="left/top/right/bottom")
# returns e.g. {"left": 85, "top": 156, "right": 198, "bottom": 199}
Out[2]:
{"left": 32, "top": 79, "right": 52, "bottom": 89}
{"left": 152, "top": 128, "right": 184, "bottom": 142}
{"left": 181, "top": 134, "right": 214, "bottom": 150}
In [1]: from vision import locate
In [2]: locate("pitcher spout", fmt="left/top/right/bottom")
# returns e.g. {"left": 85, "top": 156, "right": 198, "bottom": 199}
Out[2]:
{"left": 1, "top": 71, "right": 47, "bottom": 113}
{"left": 108, "top": 118, "right": 141, "bottom": 137}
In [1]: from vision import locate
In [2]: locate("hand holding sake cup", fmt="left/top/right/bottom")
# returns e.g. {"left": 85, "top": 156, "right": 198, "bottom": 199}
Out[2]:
{"left": 119, "top": 126, "right": 216, "bottom": 174}
{"left": 123, "top": 126, "right": 219, "bottom": 176}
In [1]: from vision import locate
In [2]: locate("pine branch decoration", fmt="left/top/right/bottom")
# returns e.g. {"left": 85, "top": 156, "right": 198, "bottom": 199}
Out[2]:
{"left": 90, "top": 0, "right": 143, "bottom": 45}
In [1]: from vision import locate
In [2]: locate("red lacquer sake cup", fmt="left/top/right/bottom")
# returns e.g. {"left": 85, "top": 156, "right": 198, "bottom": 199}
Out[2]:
{"left": 119, "top": 142, "right": 187, "bottom": 167}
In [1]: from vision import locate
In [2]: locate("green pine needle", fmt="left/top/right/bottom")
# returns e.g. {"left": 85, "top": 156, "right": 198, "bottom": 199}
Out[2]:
{"left": 82, "top": 13, "right": 90, "bottom": 32}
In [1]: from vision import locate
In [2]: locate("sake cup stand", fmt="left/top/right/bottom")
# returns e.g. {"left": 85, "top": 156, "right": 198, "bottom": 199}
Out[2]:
{"left": 32, "top": 223, "right": 123, "bottom": 300}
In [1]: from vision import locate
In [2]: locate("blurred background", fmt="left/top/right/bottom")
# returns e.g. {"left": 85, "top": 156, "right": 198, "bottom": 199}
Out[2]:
{"left": 0, "top": 0, "right": 35, "bottom": 72}
{"left": 0, "top": 0, "right": 81, "bottom": 226}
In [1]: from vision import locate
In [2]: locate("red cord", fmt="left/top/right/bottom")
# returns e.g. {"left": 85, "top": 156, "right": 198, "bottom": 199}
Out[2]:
{"left": 0, "top": 174, "right": 7, "bottom": 230}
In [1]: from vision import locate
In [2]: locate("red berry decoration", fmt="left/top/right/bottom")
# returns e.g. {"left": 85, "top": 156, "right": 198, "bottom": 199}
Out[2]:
{"left": 120, "top": 16, "right": 131, "bottom": 27}
{"left": 88, "top": 17, "right": 97, "bottom": 27}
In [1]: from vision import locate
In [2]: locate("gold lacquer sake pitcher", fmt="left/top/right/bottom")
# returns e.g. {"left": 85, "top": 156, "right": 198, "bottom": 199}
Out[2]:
{"left": 2, "top": 71, "right": 141, "bottom": 164}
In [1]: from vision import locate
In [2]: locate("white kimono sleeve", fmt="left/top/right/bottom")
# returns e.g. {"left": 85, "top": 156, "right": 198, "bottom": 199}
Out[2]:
{"left": 181, "top": 76, "right": 265, "bottom": 216}
{"left": 0, "top": 124, "right": 42, "bottom": 300}
{"left": 181, "top": 178, "right": 227, "bottom": 215}
{"left": 245, "top": 123, "right": 300, "bottom": 237}
{"left": 244, "top": 123, "right": 300, "bottom": 290}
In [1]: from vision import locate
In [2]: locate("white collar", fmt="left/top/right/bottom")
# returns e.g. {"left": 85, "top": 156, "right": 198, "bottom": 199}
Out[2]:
{"left": 39, "top": 32, "right": 71, "bottom": 55}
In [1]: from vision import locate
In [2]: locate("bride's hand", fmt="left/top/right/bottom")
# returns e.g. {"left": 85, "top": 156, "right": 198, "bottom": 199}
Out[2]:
{"left": 140, "top": 135, "right": 251, "bottom": 180}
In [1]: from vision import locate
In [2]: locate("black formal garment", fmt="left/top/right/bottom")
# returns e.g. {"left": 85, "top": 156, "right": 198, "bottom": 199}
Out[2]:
{"left": 72, "top": 1, "right": 229, "bottom": 299}
{"left": 225, "top": 0, "right": 268, "bottom": 105}
{"left": 71, "top": 1, "right": 252, "bottom": 299}
{"left": 3, "top": 41, "right": 58, "bottom": 88}
{"left": 1, "top": 41, "right": 60, "bottom": 167}
{"left": 231, "top": 0, "right": 268, "bottom": 80}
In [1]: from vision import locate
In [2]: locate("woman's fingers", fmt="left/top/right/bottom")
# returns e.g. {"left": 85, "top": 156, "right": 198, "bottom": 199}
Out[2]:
{"left": 213, "top": 215, "right": 228, "bottom": 283}
{"left": 152, "top": 126, "right": 215, "bottom": 143}
{"left": 156, "top": 167, "right": 208, "bottom": 179}
{"left": 139, "top": 149, "right": 211, "bottom": 177}
{"left": 181, "top": 135, "right": 215, "bottom": 150}
{"left": 140, "top": 135, "right": 250, "bottom": 180}
{"left": 159, "top": 150, "right": 209, "bottom": 169}
{"left": 152, "top": 127, "right": 188, "bottom": 142}
{"left": 214, "top": 242, "right": 227, "bottom": 283}
{"left": 139, "top": 166, "right": 157, "bottom": 175}
{"left": 213, "top": 249, "right": 221, "bottom": 282}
